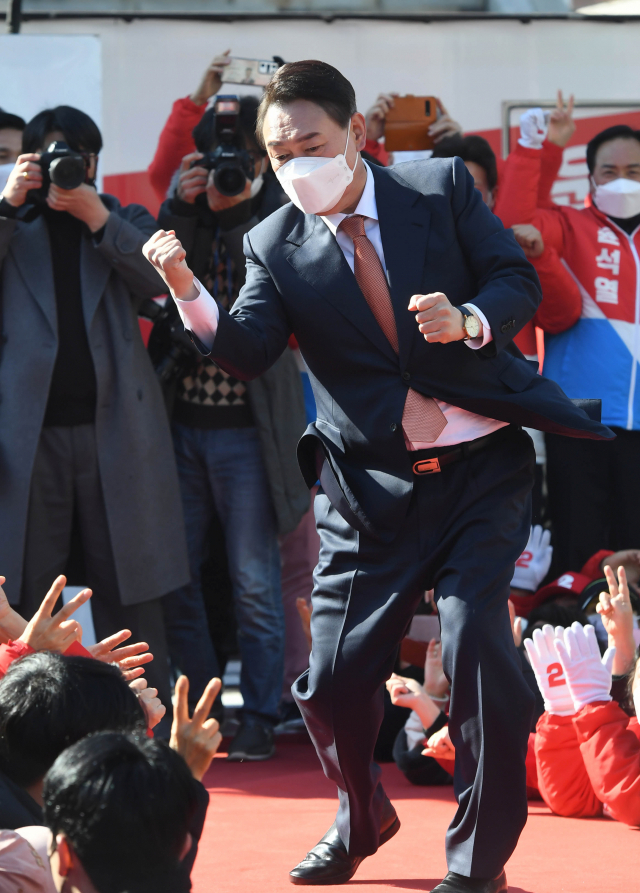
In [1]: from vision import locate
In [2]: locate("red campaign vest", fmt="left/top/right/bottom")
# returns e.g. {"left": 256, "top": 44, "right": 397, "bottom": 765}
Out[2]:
{"left": 560, "top": 204, "right": 640, "bottom": 327}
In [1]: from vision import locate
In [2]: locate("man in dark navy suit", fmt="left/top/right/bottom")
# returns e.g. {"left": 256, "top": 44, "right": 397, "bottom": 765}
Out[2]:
{"left": 143, "top": 62, "right": 613, "bottom": 893}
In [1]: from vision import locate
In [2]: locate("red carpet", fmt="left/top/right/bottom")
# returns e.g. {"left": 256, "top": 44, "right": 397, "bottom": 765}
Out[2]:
{"left": 192, "top": 741, "right": 640, "bottom": 893}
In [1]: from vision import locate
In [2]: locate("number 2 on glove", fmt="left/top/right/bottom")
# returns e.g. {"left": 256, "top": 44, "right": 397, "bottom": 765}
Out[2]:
{"left": 546, "top": 662, "right": 566, "bottom": 688}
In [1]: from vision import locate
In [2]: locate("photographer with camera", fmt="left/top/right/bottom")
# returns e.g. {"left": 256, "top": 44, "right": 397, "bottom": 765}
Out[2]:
{"left": 0, "top": 105, "right": 189, "bottom": 718}
{"left": 155, "top": 94, "right": 308, "bottom": 761}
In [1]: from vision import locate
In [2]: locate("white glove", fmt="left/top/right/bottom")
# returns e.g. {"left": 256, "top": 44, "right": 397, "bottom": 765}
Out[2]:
{"left": 512, "top": 525, "right": 553, "bottom": 592}
{"left": 555, "top": 622, "right": 616, "bottom": 713}
{"left": 524, "top": 624, "right": 575, "bottom": 716}
{"left": 518, "top": 108, "right": 548, "bottom": 150}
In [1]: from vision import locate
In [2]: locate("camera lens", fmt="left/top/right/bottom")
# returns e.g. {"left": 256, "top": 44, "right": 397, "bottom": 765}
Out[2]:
{"left": 49, "top": 155, "right": 86, "bottom": 190}
{"left": 214, "top": 163, "right": 247, "bottom": 197}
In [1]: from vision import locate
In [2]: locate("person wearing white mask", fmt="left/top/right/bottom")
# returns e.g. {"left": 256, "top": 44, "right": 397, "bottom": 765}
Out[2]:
{"left": 143, "top": 61, "right": 611, "bottom": 893}
{"left": 505, "top": 112, "right": 640, "bottom": 579}
{"left": 155, "top": 94, "right": 309, "bottom": 762}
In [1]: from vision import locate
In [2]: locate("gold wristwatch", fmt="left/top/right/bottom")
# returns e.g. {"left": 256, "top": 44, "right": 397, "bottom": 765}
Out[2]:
{"left": 460, "top": 308, "right": 481, "bottom": 341}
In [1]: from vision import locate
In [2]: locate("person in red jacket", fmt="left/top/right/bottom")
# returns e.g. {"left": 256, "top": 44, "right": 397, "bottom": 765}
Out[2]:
{"left": 525, "top": 575, "right": 640, "bottom": 827}
{"left": 148, "top": 50, "right": 233, "bottom": 201}
{"left": 499, "top": 103, "right": 640, "bottom": 576}
{"left": 495, "top": 91, "right": 583, "bottom": 356}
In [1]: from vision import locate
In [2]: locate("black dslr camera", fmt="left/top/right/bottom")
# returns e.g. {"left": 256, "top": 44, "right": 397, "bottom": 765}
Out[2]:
{"left": 191, "top": 95, "right": 255, "bottom": 197}
{"left": 38, "top": 141, "right": 88, "bottom": 193}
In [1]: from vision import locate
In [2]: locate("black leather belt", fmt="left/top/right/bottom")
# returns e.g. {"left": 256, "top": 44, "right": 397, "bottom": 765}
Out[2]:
{"left": 411, "top": 425, "right": 518, "bottom": 475}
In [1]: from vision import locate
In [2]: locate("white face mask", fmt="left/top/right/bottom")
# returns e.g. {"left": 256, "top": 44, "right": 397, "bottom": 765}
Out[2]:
{"left": 0, "top": 162, "right": 16, "bottom": 195}
{"left": 593, "top": 177, "right": 640, "bottom": 219}
{"left": 249, "top": 158, "right": 266, "bottom": 199}
{"left": 275, "top": 122, "right": 357, "bottom": 215}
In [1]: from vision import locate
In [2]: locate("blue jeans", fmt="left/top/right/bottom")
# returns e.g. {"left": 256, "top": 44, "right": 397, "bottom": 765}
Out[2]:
{"left": 164, "top": 424, "right": 284, "bottom": 723}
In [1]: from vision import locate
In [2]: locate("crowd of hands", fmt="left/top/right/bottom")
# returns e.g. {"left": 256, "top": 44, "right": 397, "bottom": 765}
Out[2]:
{"left": 0, "top": 574, "right": 222, "bottom": 783}
{"left": 385, "top": 561, "right": 638, "bottom": 760}
{"left": 1, "top": 541, "right": 635, "bottom": 784}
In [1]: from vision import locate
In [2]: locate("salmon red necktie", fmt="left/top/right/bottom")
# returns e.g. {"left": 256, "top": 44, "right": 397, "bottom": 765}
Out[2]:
{"left": 338, "top": 214, "right": 447, "bottom": 443}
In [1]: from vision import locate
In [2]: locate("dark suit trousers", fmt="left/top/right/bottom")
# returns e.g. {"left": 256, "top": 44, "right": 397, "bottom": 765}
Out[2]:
{"left": 19, "top": 425, "right": 172, "bottom": 719}
{"left": 293, "top": 426, "right": 536, "bottom": 879}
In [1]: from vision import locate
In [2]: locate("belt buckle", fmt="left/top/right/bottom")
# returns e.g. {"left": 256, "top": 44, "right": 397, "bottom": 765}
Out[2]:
{"left": 413, "top": 457, "right": 441, "bottom": 475}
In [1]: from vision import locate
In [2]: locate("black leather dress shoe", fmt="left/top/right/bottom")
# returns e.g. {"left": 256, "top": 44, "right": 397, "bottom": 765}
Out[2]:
{"left": 289, "top": 798, "right": 400, "bottom": 885}
{"left": 430, "top": 870, "right": 507, "bottom": 893}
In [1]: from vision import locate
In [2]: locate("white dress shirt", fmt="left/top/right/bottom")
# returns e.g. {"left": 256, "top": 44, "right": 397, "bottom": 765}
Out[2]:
{"left": 174, "top": 161, "right": 507, "bottom": 450}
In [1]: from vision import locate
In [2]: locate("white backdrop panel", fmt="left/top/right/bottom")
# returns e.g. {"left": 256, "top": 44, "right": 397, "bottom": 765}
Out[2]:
{"left": 15, "top": 18, "right": 640, "bottom": 176}
{"left": 0, "top": 34, "right": 101, "bottom": 129}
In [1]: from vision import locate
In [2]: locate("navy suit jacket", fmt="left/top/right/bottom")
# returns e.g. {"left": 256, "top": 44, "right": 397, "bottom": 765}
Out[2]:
{"left": 202, "top": 158, "right": 613, "bottom": 541}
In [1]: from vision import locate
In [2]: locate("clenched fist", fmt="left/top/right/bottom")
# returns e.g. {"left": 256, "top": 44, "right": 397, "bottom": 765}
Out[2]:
{"left": 409, "top": 292, "right": 475, "bottom": 344}
{"left": 142, "top": 229, "right": 198, "bottom": 300}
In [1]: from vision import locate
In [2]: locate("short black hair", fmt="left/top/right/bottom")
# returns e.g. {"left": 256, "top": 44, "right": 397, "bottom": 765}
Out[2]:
{"left": 0, "top": 652, "right": 145, "bottom": 788}
{"left": 523, "top": 603, "right": 589, "bottom": 640}
{"left": 586, "top": 124, "right": 640, "bottom": 174}
{"left": 256, "top": 60, "right": 356, "bottom": 148}
{"left": 0, "top": 112, "right": 25, "bottom": 132}
{"left": 431, "top": 134, "right": 498, "bottom": 192}
{"left": 22, "top": 106, "right": 102, "bottom": 155}
{"left": 43, "top": 732, "right": 198, "bottom": 893}
{"left": 193, "top": 95, "right": 263, "bottom": 155}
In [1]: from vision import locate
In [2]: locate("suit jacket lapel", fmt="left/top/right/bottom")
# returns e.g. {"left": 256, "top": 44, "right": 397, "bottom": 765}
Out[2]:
{"left": 287, "top": 212, "right": 397, "bottom": 363}
{"left": 8, "top": 214, "right": 57, "bottom": 335}
{"left": 371, "top": 164, "right": 431, "bottom": 365}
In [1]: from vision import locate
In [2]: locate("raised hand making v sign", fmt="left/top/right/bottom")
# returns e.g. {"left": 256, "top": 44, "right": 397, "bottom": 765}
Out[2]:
{"left": 597, "top": 565, "right": 637, "bottom": 677}
{"left": 18, "top": 575, "right": 91, "bottom": 653}
{"left": 170, "top": 675, "right": 223, "bottom": 781}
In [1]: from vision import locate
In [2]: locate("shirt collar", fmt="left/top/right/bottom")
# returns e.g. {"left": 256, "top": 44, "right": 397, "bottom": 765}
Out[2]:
{"left": 321, "top": 161, "right": 378, "bottom": 235}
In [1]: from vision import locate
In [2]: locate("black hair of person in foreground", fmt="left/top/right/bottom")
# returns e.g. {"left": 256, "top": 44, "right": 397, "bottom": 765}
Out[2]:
{"left": 43, "top": 731, "right": 200, "bottom": 893}
{"left": 0, "top": 653, "right": 146, "bottom": 829}
{"left": 0, "top": 652, "right": 210, "bottom": 891}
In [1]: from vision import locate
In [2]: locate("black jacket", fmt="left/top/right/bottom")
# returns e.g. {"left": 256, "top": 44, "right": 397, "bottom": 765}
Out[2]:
{"left": 194, "top": 159, "right": 614, "bottom": 542}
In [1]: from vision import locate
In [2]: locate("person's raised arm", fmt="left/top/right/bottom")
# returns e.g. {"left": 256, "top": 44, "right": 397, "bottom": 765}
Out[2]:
{"left": 595, "top": 566, "right": 637, "bottom": 678}
{"left": 494, "top": 100, "right": 567, "bottom": 253}
{"left": 0, "top": 576, "right": 28, "bottom": 644}
{"left": 170, "top": 675, "right": 223, "bottom": 781}
{"left": 148, "top": 51, "right": 231, "bottom": 201}
{"left": 572, "top": 695, "right": 640, "bottom": 826}
{"left": 537, "top": 90, "right": 575, "bottom": 209}
{"left": 449, "top": 157, "right": 542, "bottom": 355}
{"left": 18, "top": 575, "right": 91, "bottom": 654}
{"left": 525, "top": 623, "right": 603, "bottom": 817}
{"left": 142, "top": 227, "right": 292, "bottom": 378}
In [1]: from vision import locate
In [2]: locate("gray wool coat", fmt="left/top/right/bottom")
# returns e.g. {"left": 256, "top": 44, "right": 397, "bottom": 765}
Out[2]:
{"left": 0, "top": 196, "right": 190, "bottom": 605}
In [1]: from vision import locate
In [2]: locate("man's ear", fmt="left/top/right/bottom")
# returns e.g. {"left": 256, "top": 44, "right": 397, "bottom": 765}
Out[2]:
{"left": 179, "top": 832, "right": 193, "bottom": 861}
{"left": 352, "top": 112, "right": 367, "bottom": 152}
{"left": 56, "top": 834, "right": 74, "bottom": 877}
